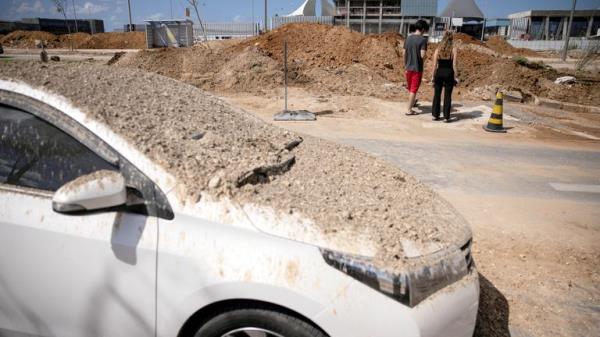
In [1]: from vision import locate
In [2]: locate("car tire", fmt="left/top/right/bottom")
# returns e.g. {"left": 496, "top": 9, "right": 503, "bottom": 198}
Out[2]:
{"left": 194, "top": 307, "right": 327, "bottom": 337}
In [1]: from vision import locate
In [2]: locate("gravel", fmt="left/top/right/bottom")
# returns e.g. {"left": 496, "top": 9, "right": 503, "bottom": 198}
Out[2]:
{"left": 0, "top": 61, "right": 471, "bottom": 271}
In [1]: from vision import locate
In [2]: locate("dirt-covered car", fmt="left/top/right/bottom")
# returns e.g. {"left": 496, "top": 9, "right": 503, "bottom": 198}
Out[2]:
{"left": 0, "top": 61, "right": 478, "bottom": 337}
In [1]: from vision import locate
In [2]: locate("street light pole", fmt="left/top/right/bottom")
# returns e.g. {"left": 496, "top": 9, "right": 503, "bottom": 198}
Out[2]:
{"left": 562, "top": 0, "right": 577, "bottom": 61}
{"left": 72, "top": 0, "right": 78, "bottom": 33}
{"left": 264, "top": 0, "right": 268, "bottom": 33}
{"left": 127, "top": 0, "right": 133, "bottom": 32}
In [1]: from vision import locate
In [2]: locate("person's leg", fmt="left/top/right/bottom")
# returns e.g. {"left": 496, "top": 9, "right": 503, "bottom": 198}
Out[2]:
{"left": 407, "top": 93, "right": 417, "bottom": 114}
{"left": 432, "top": 76, "right": 443, "bottom": 119}
{"left": 443, "top": 77, "right": 454, "bottom": 121}
{"left": 405, "top": 71, "right": 422, "bottom": 115}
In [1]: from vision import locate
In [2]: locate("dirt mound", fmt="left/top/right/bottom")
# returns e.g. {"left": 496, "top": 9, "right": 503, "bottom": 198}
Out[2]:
{"left": 0, "top": 30, "right": 59, "bottom": 48}
{"left": 0, "top": 31, "right": 145, "bottom": 49}
{"left": 236, "top": 23, "right": 404, "bottom": 82}
{"left": 59, "top": 32, "right": 91, "bottom": 49}
{"left": 486, "top": 36, "right": 539, "bottom": 57}
{"left": 115, "top": 24, "right": 599, "bottom": 106}
{"left": 117, "top": 24, "right": 407, "bottom": 98}
{"left": 0, "top": 60, "right": 471, "bottom": 271}
{"left": 453, "top": 32, "right": 484, "bottom": 46}
{"left": 77, "top": 32, "right": 145, "bottom": 49}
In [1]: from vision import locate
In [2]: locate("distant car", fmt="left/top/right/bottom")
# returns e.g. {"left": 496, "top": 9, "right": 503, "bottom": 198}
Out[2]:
{"left": 0, "top": 69, "right": 479, "bottom": 337}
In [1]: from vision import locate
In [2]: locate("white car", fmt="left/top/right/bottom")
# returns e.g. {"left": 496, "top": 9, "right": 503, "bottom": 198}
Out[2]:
{"left": 0, "top": 67, "right": 479, "bottom": 337}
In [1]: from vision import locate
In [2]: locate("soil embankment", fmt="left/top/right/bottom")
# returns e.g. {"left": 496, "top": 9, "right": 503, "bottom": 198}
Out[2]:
{"left": 0, "top": 30, "right": 145, "bottom": 49}
{"left": 114, "top": 23, "right": 600, "bottom": 107}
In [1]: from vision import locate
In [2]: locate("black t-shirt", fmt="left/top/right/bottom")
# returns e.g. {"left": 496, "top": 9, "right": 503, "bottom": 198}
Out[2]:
{"left": 404, "top": 34, "right": 428, "bottom": 72}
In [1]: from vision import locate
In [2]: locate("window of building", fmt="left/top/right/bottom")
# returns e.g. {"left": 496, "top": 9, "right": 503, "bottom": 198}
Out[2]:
{"left": 0, "top": 104, "right": 117, "bottom": 192}
{"left": 570, "top": 17, "right": 589, "bottom": 37}
{"left": 591, "top": 17, "right": 600, "bottom": 36}
{"left": 548, "top": 17, "right": 563, "bottom": 40}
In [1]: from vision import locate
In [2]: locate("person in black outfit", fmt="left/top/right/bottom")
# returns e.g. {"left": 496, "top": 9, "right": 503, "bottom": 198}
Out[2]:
{"left": 430, "top": 31, "right": 459, "bottom": 122}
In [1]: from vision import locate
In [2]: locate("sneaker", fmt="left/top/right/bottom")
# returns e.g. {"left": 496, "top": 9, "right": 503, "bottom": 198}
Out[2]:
{"left": 432, "top": 116, "right": 441, "bottom": 121}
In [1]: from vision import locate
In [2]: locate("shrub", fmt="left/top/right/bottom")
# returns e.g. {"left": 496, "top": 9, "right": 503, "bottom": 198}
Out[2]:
{"left": 513, "top": 56, "right": 529, "bottom": 66}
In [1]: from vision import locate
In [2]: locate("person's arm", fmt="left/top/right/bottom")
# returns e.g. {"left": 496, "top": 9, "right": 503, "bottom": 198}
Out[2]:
{"left": 452, "top": 47, "right": 459, "bottom": 84}
{"left": 420, "top": 39, "right": 427, "bottom": 61}
{"left": 402, "top": 39, "right": 407, "bottom": 69}
{"left": 431, "top": 48, "right": 439, "bottom": 82}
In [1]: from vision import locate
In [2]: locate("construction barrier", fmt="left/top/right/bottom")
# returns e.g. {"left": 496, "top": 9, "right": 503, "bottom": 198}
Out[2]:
{"left": 483, "top": 91, "right": 507, "bottom": 133}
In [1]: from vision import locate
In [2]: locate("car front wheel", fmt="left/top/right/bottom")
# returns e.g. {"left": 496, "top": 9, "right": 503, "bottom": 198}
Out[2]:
{"left": 194, "top": 307, "right": 327, "bottom": 337}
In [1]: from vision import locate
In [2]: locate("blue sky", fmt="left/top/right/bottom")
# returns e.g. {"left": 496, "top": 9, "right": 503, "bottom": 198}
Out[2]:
{"left": 2, "top": 0, "right": 599, "bottom": 32}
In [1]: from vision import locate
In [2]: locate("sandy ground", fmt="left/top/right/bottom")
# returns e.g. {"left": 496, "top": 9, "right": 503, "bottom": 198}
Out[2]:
{"left": 223, "top": 88, "right": 600, "bottom": 337}
{"left": 1, "top": 48, "right": 139, "bottom": 63}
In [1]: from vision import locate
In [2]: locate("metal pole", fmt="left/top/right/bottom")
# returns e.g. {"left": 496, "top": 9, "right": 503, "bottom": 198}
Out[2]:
{"left": 284, "top": 40, "right": 288, "bottom": 112}
{"left": 170, "top": 0, "right": 173, "bottom": 19}
{"left": 72, "top": 0, "right": 78, "bottom": 33}
{"left": 481, "top": 18, "right": 486, "bottom": 41}
{"left": 127, "top": 0, "right": 133, "bottom": 32}
{"left": 562, "top": 0, "right": 577, "bottom": 61}
{"left": 264, "top": 0, "right": 268, "bottom": 32}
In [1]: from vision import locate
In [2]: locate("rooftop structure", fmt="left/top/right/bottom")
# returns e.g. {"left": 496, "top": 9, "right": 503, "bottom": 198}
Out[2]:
{"left": 436, "top": 0, "right": 484, "bottom": 38}
{"left": 439, "top": 0, "right": 484, "bottom": 19}
{"left": 288, "top": 0, "right": 318, "bottom": 16}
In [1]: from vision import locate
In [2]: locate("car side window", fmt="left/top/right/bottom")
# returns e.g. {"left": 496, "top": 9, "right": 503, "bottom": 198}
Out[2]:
{"left": 0, "top": 104, "right": 117, "bottom": 192}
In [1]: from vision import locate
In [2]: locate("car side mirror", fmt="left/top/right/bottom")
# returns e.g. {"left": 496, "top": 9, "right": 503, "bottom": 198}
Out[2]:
{"left": 53, "top": 170, "right": 127, "bottom": 213}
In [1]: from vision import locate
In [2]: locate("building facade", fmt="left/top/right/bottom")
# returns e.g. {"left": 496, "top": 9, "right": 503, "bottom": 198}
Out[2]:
{"left": 333, "top": 0, "right": 437, "bottom": 35}
{"left": 20, "top": 18, "right": 104, "bottom": 34}
{"left": 508, "top": 10, "right": 599, "bottom": 40}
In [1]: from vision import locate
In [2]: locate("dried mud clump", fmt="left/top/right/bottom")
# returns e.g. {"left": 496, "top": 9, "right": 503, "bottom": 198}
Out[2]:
{"left": 0, "top": 61, "right": 471, "bottom": 270}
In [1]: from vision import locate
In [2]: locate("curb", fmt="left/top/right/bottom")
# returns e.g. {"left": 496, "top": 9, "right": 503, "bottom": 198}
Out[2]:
{"left": 534, "top": 96, "right": 600, "bottom": 114}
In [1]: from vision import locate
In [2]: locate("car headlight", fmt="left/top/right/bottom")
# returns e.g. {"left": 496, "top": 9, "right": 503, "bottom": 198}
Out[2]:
{"left": 320, "top": 243, "right": 472, "bottom": 307}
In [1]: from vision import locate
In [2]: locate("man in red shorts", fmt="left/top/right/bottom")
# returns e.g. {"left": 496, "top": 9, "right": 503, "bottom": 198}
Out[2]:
{"left": 404, "top": 20, "right": 430, "bottom": 115}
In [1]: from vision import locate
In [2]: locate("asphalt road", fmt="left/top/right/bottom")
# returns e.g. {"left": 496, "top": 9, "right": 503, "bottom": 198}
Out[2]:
{"left": 343, "top": 138, "right": 600, "bottom": 203}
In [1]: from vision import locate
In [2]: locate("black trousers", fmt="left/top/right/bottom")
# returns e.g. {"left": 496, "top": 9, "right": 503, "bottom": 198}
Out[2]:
{"left": 432, "top": 67, "right": 455, "bottom": 120}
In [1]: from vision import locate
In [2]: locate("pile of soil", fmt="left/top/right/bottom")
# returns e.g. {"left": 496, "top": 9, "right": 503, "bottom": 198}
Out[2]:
{"left": 0, "top": 30, "right": 145, "bottom": 49}
{"left": 0, "top": 61, "right": 471, "bottom": 271}
{"left": 77, "top": 32, "right": 146, "bottom": 49}
{"left": 0, "top": 30, "right": 59, "bottom": 48}
{"left": 453, "top": 32, "right": 484, "bottom": 46}
{"left": 486, "top": 36, "right": 540, "bottom": 57}
{"left": 115, "top": 23, "right": 599, "bottom": 106}
{"left": 235, "top": 24, "right": 404, "bottom": 82}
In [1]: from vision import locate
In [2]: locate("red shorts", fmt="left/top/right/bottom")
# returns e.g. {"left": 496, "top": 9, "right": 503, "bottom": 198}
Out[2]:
{"left": 405, "top": 70, "right": 423, "bottom": 94}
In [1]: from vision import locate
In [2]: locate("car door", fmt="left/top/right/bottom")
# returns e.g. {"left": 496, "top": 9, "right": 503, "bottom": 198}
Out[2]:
{"left": 0, "top": 100, "right": 160, "bottom": 337}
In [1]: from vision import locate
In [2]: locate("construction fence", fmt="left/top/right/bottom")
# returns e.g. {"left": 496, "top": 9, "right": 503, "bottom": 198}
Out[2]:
{"left": 195, "top": 22, "right": 260, "bottom": 41}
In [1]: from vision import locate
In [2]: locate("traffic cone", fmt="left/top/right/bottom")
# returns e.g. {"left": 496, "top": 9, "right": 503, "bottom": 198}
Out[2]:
{"left": 483, "top": 91, "right": 507, "bottom": 133}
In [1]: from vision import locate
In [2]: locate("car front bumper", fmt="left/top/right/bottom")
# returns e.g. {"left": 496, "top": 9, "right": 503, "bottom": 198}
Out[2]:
{"left": 313, "top": 270, "right": 480, "bottom": 337}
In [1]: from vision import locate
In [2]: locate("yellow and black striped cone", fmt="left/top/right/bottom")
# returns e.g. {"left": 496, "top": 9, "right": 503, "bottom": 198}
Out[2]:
{"left": 483, "top": 91, "right": 507, "bottom": 133}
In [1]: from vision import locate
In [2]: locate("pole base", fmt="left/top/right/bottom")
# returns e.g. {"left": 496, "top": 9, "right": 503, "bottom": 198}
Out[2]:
{"left": 483, "top": 125, "right": 507, "bottom": 133}
{"left": 274, "top": 110, "right": 316, "bottom": 121}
